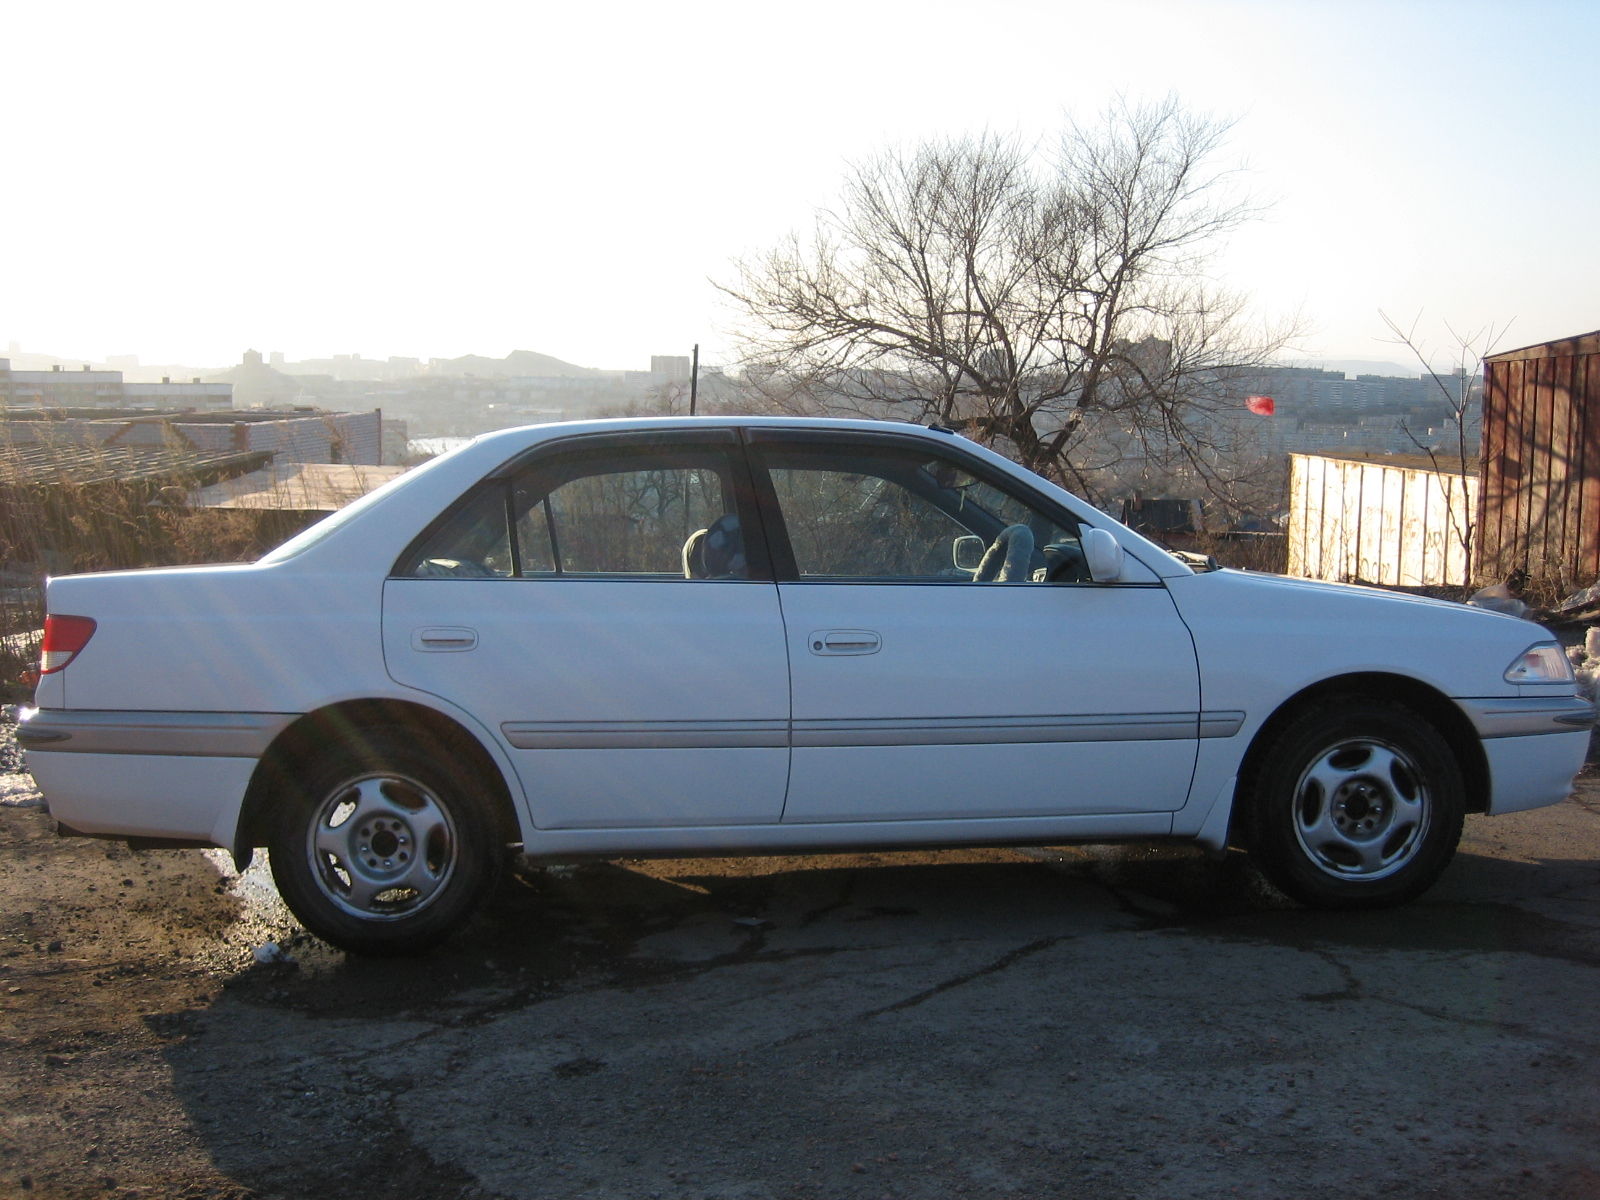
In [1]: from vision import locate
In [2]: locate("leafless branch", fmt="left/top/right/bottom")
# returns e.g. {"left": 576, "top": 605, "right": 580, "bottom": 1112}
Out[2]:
{"left": 717, "top": 97, "right": 1294, "bottom": 502}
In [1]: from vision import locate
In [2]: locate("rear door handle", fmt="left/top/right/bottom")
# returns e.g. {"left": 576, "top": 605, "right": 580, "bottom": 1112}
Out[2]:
{"left": 809, "top": 629, "right": 881, "bottom": 656}
{"left": 414, "top": 627, "right": 479, "bottom": 652}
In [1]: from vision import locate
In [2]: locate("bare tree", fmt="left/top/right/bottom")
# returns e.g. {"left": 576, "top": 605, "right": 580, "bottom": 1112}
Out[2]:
{"left": 720, "top": 96, "right": 1292, "bottom": 503}
{"left": 1380, "top": 311, "right": 1512, "bottom": 586}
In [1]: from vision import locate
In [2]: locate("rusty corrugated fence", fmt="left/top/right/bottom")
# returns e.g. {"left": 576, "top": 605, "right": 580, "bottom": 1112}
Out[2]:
{"left": 1480, "top": 330, "right": 1600, "bottom": 585}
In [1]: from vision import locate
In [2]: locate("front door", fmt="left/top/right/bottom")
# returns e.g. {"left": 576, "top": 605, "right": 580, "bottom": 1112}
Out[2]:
{"left": 748, "top": 434, "right": 1202, "bottom": 823}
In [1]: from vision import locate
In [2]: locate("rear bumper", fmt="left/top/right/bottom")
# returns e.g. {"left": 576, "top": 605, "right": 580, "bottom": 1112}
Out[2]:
{"left": 18, "top": 709, "right": 294, "bottom": 848}
{"left": 25, "top": 750, "right": 259, "bottom": 847}
{"left": 17, "top": 709, "right": 295, "bottom": 757}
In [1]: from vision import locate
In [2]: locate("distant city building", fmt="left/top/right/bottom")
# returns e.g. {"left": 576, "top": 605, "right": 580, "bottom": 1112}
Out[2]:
{"left": 214, "top": 350, "right": 308, "bottom": 408}
{"left": 0, "top": 358, "right": 232, "bottom": 412}
{"left": 0, "top": 407, "right": 385, "bottom": 465}
{"left": 381, "top": 418, "right": 411, "bottom": 465}
{"left": 649, "top": 355, "right": 692, "bottom": 382}
{"left": 1237, "top": 364, "right": 1482, "bottom": 458}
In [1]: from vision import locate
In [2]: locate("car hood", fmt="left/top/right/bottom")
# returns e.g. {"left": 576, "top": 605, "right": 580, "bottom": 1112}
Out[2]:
{"left": 1209, "top": 570, "right": 1523, "bottom": 620}
{"left": 1164, "top": 568, "right": 1557, "bottom": 704}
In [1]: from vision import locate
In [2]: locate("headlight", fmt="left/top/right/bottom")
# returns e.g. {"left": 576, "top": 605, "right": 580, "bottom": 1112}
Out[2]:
{"left": 1504, "top": 642, "right": 1575, "bottom": 684}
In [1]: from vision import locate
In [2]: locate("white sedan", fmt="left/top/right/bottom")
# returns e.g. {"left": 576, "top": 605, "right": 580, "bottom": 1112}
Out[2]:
{"left": 19, "top": 418, "right": 1594, "bottom": 954}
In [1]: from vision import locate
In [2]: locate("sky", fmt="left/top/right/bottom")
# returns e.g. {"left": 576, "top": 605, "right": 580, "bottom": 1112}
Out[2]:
{"left": 4, "top": 0, "right": 1597, "bottom": 374}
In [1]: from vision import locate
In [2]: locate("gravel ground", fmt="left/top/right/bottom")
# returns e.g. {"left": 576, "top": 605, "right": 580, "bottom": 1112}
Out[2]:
{"left": 4, "top": 720, "right": 1600, "bottom": 1199}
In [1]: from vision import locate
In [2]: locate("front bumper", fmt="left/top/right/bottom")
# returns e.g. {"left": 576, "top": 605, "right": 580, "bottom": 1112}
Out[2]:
{"left": 1457, "top": 696, "right": 1595, "bottom": 815}
{"left": 1457, "top": 696, "right": 1597, "bottom": 739}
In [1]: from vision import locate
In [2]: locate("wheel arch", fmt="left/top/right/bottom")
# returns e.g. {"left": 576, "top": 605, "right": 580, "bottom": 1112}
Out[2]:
{"left": 233, "top": 698, "right": 523, "bottom": 866}
{"left": 1231, "top": 672, "right": 1489, "bottom": 846}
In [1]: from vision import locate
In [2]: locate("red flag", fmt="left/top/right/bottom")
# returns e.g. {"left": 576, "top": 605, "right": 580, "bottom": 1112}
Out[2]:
{"left": 1245, "top": 395, "right": 1275, "bottom": 416}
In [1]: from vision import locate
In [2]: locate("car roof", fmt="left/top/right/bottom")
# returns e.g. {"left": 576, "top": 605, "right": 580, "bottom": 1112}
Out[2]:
{"left": 465, "top": 414, "right": 944, "bottom": 447}
{"left": 264, "top": 415, "right": 1191, "bottom": 582}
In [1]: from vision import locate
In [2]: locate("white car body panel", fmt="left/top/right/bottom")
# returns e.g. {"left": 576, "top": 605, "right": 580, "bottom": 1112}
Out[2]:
{"left": 28, "top": 751, "right": 256, "bottom": 846}
{"left": 18, "top": 415, "right": 1592, "bottom": 894}
{"left": 1478, "top": 730, "right": 1595, "bottom": 814}
{"left": 778, "top": 581, "right": 1202, "bottom": 820}
{"left": 382, "top": 576, "right": 792, "bottom": 828}
{"left": 1163, "top": 568, "right": 1584, "bottom": 836}
{"left": 42, "top": 565, "right": 387, "bottom": 715}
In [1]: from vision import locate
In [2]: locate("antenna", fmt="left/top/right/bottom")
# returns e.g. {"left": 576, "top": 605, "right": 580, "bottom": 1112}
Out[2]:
{"left": 689, "top": 344, "right": 699, "bottom": 416}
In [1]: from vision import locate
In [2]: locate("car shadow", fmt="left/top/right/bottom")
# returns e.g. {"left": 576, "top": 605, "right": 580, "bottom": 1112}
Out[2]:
{"left": 147, "top": 836, "right": 1600, "bottom": 1199}
{"left": 203, "top": 831, "right": 1600, "bottom": 1016}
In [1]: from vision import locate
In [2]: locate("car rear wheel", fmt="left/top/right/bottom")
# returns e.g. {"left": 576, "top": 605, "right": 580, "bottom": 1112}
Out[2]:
{"left": 267, "top": 728, "right": 502, "bottom": 955}
{"left": 1245, "top": 699, "right": 1465, "bottom": 908}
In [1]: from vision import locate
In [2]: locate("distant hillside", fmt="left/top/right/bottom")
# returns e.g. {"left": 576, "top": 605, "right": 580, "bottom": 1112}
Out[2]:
{"left": 429, "top": 350, "right": 599, "bottom": 378}
{"left": 204, "top": 358, "right": 307, "bottom": 407}
{"left": 1280, "top": 358, "right": 1423, "bottom": 379}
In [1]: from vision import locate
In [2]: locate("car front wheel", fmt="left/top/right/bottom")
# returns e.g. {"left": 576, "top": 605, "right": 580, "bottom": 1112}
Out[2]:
{"left": 1245, "top": 699, "right": 1465, "bottom": 908}
{"left": 267, "top": 728, "right": 502, "bottom": 955}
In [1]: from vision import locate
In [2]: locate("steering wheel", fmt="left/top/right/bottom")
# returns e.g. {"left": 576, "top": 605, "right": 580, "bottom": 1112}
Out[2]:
{"left": 974, "top": 524, "right": 1035, "bottom": 582}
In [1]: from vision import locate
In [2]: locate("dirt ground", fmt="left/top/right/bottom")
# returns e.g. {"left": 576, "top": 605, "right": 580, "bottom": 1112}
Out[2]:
{"left": 4, "top": 713, "right": 1600, "bottom": 1200}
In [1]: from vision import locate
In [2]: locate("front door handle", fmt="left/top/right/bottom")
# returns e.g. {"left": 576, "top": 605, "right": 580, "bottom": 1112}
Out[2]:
{"left": 414, "top": 627, "right": 479, "bottom": 652}
{"left": 809, "top": 629, "right": 882, "bottom": 656}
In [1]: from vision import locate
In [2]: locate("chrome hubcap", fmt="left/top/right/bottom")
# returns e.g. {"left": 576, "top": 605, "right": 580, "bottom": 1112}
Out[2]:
{"left": 1292, "top": 739, "right": 1429, "bottom": 880}
{"left": 306, "top": 774, "right": 457, "bottom": 920}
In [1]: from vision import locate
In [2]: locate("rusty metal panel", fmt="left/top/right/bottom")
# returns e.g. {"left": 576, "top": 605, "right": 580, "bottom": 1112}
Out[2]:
{"left": 1479, "top": 358, "right": 1509, "bottom": 579}
{"left": 1497, "top": 357, "right": 1533, "bottom": 577}
{"left": 1479, "top": 340, "right": 1600, "bottom": 586}
{"left": 1529, "top": 356, "right": 1558, "bottom": 573}
{"left": 1580, "top": 353, "right": 1600, "bottom": 580}
{"left": 1486, "top": 330, "right": 1600, "bottom": 362}
{"left": 1549, "top": 352, "right": 1578, "bottom": 579}
{"left": 1512, "top": 358, "right": 1537, "bottom": 573}
{"left": 1477, "top": 364, "right": 1500, "bottom": 578}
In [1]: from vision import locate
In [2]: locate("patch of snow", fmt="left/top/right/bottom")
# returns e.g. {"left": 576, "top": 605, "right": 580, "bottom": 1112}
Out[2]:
{"left": 1565, "top": 634, "right": 1600, "bottom": 716}
{"left": 203, "top": 847, "right": 297, "bottom": 927}
{"left": 0, "top": 770, "right": 43, "bottom": 808}
{"left": 1, "top": 710, "right": 43, "bottom": 806}
{"left": 252, "top": 940, "right": 296, "bottom": 965}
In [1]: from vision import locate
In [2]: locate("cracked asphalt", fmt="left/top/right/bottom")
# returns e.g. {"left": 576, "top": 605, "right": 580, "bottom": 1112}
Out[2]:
{"left": 3, "top": 758, "right": 1600, "bottom": 1198}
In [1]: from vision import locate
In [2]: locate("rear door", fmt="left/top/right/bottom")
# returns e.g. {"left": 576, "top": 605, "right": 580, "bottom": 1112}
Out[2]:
{"left": 383, "top": 430, "right": 792, "bottom": 829}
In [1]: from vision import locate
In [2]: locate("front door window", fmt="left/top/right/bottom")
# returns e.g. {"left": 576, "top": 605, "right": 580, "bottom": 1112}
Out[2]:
{"left": 757, "top": 443, "right": 1082, "bottom": 584}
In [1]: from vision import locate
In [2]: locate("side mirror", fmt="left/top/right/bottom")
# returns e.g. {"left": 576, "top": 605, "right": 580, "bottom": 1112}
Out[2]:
{"left": 952, "top": 534, "right": 985, "bottom": 574}
{"left": 1081, "top": 528, "right": 1124, "bottom": 583}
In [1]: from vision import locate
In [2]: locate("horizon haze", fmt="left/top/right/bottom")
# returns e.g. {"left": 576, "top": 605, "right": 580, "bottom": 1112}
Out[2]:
{"left": 4, "top": 0, "right": 1596, "bottom": 375}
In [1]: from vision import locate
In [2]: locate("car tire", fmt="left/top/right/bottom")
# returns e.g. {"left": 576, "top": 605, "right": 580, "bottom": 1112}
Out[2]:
{"left": 267, "top": 727, "right": 503, "bottom": 955}
{"left": 1244, "top": 698, "right": 1465, "bottom": 909}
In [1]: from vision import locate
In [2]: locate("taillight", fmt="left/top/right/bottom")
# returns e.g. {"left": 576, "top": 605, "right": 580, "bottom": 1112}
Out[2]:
{"left": 39, "top": 615, "right": 97, "bottom": 675}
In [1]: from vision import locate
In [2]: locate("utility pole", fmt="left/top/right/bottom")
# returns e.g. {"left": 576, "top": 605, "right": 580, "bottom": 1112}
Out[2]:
{"left": 689, "top": 344, "right": 699, "bottom": 416}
